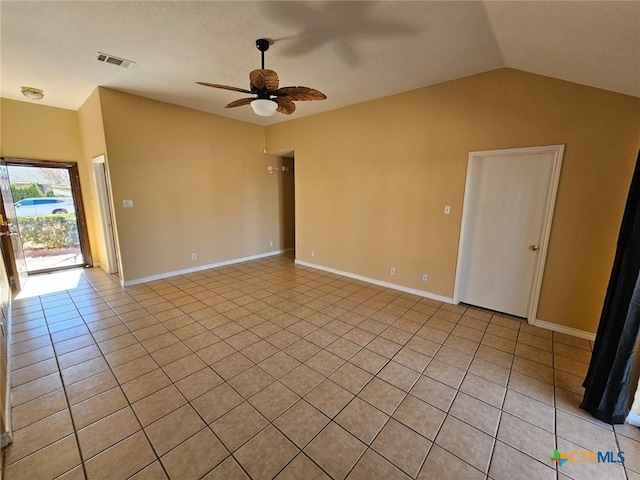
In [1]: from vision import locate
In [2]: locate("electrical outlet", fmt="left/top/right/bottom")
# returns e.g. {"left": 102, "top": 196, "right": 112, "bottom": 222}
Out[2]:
{"left": 269, "top": 240, "right": 273, "bottom": 247}
{"left": 390, "top": 267, "right": 396, "bottom": 275}
{"left": 311, "top": 250, "right": 315, "bottom": 257}
{"left": 191, "top": 253, "right": 197, "bottom": 260}
{"left": 422, "top": 273, "right": 428, "bottom": 282}
{"left": 444, "top": 205, "right": 451, "bottom": 215}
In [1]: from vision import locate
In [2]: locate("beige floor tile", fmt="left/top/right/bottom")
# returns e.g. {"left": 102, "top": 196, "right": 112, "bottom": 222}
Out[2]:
{"left": 418, "top": 444, "right": 484, "bottom": 480}
{"left": 11, "top": 388, "right": 67, "bottom": 430}
{"left": 305, "top": 379, "right": 354, "bottom": 418}
{"left": 129, "top": 461, "right": 169, "bottom": 479}
{"left": 424, "top": 359, "right": 466, "bottom": 389}
{"left": 304, "top": 422, "right": 367, "bottom": 480}
{"left": 249, "top": 381, "right": 300, "bottom": 421}
{"left": 274, "top": 400, "right": 330, "bottom": 448}
{"left": 12, "top": 371, "right": 64, "bottom": 406}
{"left": 161, "top": 353, "right": 207, "bottom": 382}
{"left": 174, "top": 367, "right": 223, "bottom": 401}
{"left": 65, "top": 370, "right": 118, "bottom": 407}
{"left": 191, "top": 382, "right": 244, "bottom": 423}
{"left": 6, "top": 257, "right": 628, "bottom": 480}
{"left": 392, "top": 347, "right": 431, "bottom": 373}
{"left": 326, "top": 338, "right": 362, "bottom": 360}
{"left": 203, "top": 456, "right": 249, "bottom": 479}
{"left": 196, "top": 341, "right": 236, "bottom": 365}
{"left": 556, "top": 436, "right": 627, "bottom": 480}
{"left": 71, "top": 386, "right": 129, "bottom": 429}
{"left": 555, "top": 342, "right": 592, "bottom": 363}
{"left": 372, "top": 418, "right": 432, "bottom": 477}
{"left": 212, "top": 351, "right": 254, "bottom": 380}
{"left": 392, "top": 394, "right": 446, "bottom": 440}
{"left": 329, "top": 362, "right": 373, "bottom": 394}
{"left": 77, "top": 406, "right": 141, "bottom": 460}
{"left": 12, "top": 344, "right": 55, "bottom": 370}
{"left": 377, "top": 361, "right": 421, "bottom": 392}
{"left": 132, "top": 384, "right": 187, "bottom": 426}
{"left": 4, "top": 434, "right": 81, "bottom": 480}
{"left": 12, "top": 357, "right": 59, "bottom": 387}
{"left": 241, "top": 339, "right": 279, "bottom": 363}
{"left": 497, "top": 412, "right": 556, "bottom": 464}
{"left": 556, "top": 409, "right": 618, "bottom": 453}
{"left": 111, "top": 355, "right": 159, "bottom": 384}
{"left": 460, "top": 372, "right": 506, "bottom": 408}
{"left": 508, "top": 371, "right": 554, "bottom": 405}
{"left": 276, "top": 453, "right": 331, "bottom": 480}
{"left": 121, "top": 368, "right": 172, "bottom": 403}
{"left": 468, "top": 356, "right": 511, "bottom": 386}
{"left": 161, "top": 428, "right": 229, "bottom": 480}
{"left": 145, "top": 404, "right": 206, "bottom": 456}
{"left": 503, "top": 389, "right": 555, "bottom": 432}
{"left": 228, "top": 365, "right": 275, "bottom": 398}
{"left": 435, "top": 416, "right": 494, "bottom": 473}
{"left": 259, "top": 351, "right": 300, "bottom": 378}
{"left": 211, "top": 401, "right": 269, "bottom": 452}
{"left": 234, "top": 425, "right": 299, "bottom": 480}
{"left": 84, "top": 431, "right": 155, "bottom": 479}
{"left": 349, "top": 348, "right": 388, "bottom": 374}
{"left": 409, "top": 375, "right": 457, "bottom": 412}
{"left": 4, "top": 409, "right": 74, "bottom": 465}
{"left": 449, "top": 392, "right": 501, "bottom": 436}
{"left": 105, "top": 344, "right": 147, "bottom": 368}
{"left": 489, "top": 440, "right": 556, "bottom": 480}
{"left": 347, "top": 449, "right": 411, "bottom": 480}
{"left": 280, "top": 364, "right": 325, "bottom": 396}
{"left": 306, "top": 349, "right": 345, "bottom": 376}
{"left": 512, "top": 356, "right": 554, "bottom": 384}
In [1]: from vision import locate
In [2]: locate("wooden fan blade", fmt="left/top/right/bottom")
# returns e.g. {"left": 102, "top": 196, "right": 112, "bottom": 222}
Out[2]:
{"left": 275, "top": 97, "right": 296, "bottom": 115}
{"left": 250, "top": 69, "right": 279, "bottom": 92}
{"left": 275, "top": 86, "right": 327, "bottom": 101}
{"left": 225, "top": 98, "right": 254, "bottom": 108}
{"left": 196, "top": 82, "right": 252, "bottom": 94}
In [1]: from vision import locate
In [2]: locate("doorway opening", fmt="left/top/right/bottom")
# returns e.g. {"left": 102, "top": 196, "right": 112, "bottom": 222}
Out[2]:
{"left": 3, "top": 159, "right": 92, "bottom": 275}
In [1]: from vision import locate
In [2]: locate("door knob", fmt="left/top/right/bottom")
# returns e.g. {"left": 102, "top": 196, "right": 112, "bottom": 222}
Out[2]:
{"left": 529, "top": 245, "right": 539, "bottom": 251}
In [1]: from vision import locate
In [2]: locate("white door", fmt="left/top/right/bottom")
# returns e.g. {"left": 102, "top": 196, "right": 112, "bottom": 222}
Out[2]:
{"left": 455, "top": 145, "right": 564, "bottom": 318}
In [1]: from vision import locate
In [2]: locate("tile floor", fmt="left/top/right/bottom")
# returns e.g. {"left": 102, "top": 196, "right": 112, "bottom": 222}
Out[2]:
{"left": 2, "top": 254, "right": 639, "bottom": 480}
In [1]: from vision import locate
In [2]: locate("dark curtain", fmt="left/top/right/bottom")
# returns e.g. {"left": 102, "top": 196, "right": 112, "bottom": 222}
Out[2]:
{"left": 581, "top": 150, "right": 640, "bottom": 424}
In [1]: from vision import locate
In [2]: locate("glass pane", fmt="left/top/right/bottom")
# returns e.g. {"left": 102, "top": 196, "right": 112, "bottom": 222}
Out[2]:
{"left": 7, "top": 165, "right": 84, "bottom": 272}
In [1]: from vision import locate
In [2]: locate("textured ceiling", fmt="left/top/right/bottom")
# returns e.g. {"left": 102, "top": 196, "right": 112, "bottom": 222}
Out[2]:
{"left": 1, "top": 1, "right": 639, "bottom": 126}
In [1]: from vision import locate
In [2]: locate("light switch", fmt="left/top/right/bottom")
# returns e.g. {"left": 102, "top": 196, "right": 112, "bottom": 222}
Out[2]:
{"left": 444, "top": 205, "right": 451, "bottom": 215}
{"left": 123, "top": 199, "right": 134, "bottom": 208}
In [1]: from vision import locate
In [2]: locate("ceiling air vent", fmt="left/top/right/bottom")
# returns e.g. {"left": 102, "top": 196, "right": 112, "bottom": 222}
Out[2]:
{"left": 96, "top": 52, "right": 135, "bottom": 68}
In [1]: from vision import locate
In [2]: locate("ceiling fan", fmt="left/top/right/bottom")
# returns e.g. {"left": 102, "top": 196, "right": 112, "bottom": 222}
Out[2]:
{"left": 197, "top": 39, "right": 326, "bottom": 117}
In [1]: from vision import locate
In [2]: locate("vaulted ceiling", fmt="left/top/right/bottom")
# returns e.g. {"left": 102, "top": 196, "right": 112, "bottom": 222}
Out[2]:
{"left": 1, "top": 1, "right": 638, "bottom": 126}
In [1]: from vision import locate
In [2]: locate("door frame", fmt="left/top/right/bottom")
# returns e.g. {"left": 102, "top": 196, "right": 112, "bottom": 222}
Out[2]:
{"left": 453, "top": 144, "right": 565, "bottom": 323}
{"left": 92, "top": 155, "right": 119, "bottom": 274}
{"left": 3, "top": 158, "right": 93, "bottom": 272}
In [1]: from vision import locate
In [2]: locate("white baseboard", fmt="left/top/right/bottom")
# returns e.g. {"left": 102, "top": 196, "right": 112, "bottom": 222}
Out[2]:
{"left": 294, "top": 260, "right": 454, "bottom": 304}
{"left": 122, "top": 249, "right": 293, "bottom": 286}
{"left": 626, "top": 411, "right": 640, "bottom": 427}
{"left": 531, "top": 318, "right": 596, "bottom": 341}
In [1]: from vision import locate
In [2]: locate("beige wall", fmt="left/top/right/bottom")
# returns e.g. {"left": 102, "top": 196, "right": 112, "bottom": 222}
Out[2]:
{"left": 77, "top": 89, "right": 110, "bottom": 270}
{"left": 1, "top": 98, "right": 83, "bottom": 162}
{"left": 98, "top": 88, "right": 290, "bottom": 282}
{"left": 266, "top": 68, "right": 640, "bottom": 334}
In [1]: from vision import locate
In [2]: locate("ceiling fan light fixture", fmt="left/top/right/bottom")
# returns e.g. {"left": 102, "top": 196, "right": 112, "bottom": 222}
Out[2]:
{"left": 250, "top": 99, "right": 277, "bottom": 117}
{"left": 21, "top": 86, "right": 44, "bottom": 100}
